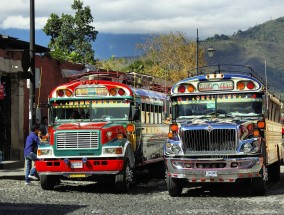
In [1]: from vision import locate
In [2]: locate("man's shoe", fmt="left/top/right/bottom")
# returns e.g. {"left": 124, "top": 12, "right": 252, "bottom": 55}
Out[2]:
{"left": 28, "top": 175, "right": 38, "bottom": 180}
{"left": 25, "top": 181, "right": 31, "bottom": 185}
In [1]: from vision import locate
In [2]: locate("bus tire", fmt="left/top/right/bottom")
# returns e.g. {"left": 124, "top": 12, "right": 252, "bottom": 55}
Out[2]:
{"left": 268, "top": 160, "right": 280, "bottom": 182}
{"left": 115, "top": 160, "right": 134, "bottom": 193}
{"left": 251, "top": 177, "right": 266, "bottom": 196}
{"left": 166, "top": 174, "right": 183, "bottom": 197}
{"left": 40, "top": 175, "right": 58, "bottom": 190}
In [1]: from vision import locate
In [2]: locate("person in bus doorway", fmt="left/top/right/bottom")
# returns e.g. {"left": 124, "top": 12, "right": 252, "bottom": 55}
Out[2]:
{"left": 24, "top": 124, "right": 41, "bottom": 185}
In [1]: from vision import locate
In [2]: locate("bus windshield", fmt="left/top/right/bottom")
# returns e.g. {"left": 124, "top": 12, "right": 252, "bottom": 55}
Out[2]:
{"left": 172, "top": 93, "right": 263, "bottom": 119}
{"left": 50, "top": 99, "right": 130, "bottom": 122}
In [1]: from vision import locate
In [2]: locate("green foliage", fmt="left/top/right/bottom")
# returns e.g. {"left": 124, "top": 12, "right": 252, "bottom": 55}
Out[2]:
{"left": 97, "top": 32, "right": 205, "bottom": 84}
{"left": 96, "top": 56, "right": 132, "bottom": 72}
{"left": 137, "top": 32, "right": 204, "bottom": 83}
{"left": 126, "top": 60, "right": 145, "bottom": 73}
{"left": 206, "top": 34, "right": 229, "bottom": 41}
{"left": 43, "top": 0, "right": 98, "bottom": 64}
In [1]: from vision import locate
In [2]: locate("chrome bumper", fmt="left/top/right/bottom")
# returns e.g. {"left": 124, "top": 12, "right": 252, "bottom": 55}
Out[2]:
{"left": 165, "top": 157, "right": 263, "bottom": 182}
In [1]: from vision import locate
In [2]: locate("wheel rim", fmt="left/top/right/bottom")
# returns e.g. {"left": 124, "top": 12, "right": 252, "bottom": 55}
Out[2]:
{"left": 125, "top": 164, "right": 134, "bottom": 184}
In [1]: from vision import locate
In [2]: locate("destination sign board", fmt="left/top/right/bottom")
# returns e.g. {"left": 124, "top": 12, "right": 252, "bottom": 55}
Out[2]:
{"left": 198, "top": 81, "right": 234, "bottom": 91}
{"left": 75, "top": 87, "right": 108, "bottom": 96}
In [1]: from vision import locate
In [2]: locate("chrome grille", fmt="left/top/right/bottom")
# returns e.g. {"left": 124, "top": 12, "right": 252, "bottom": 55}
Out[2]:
{"left": 56, "top": 131, "right": 99, "bottom": 149}
{"left": 181, "top": 129, "right": 236, "bottom": 152}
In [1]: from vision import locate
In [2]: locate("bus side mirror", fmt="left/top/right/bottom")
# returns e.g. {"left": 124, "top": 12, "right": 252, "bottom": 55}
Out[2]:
{"left": 262, "top": 95, "right": 269, "bottom": 118}
{"left": 131, "top": 106, "right": 140, "bottom": 121}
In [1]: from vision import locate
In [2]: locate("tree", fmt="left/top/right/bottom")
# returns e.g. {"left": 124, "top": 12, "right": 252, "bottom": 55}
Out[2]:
{"left": 43, "top": 0, "right": 98, "bottom": 64}
{"left": 137, "top": 32, "right": 205, "bottom": 83}
{"left": 96, "top": 56, "right": 132, "bottom": 72}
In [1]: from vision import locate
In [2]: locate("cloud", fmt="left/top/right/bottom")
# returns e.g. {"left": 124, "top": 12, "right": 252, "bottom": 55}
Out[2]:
{"left": 0, "top": 0, "right": 284, "bottom": 38}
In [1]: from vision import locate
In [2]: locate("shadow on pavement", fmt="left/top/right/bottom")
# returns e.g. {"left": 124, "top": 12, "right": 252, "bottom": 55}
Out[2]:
{"left": 0, "top": 202, "right": 86, "bottom": 215}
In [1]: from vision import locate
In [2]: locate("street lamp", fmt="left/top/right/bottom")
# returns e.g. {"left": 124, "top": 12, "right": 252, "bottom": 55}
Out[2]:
{"left": 196, "top": 29, "right": 216, "bottom": 75}
{"left": 207, "top": 47, "right": 215, "bottom": 58}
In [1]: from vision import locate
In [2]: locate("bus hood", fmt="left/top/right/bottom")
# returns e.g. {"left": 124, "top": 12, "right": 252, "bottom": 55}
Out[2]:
{"left": 54, "top": 122, "right": 113, "bottom": 130}
{"left": 178, "top": 117, "right": 257, "bottom": 130}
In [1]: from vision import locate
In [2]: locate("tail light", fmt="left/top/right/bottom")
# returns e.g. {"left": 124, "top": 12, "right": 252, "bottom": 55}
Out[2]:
{"left": 126, "top": 124, "right": 135, "bottom": 133}
{"left": 170, "top": 123, "right": 178, "bottom": 132}
{"left": 109, "top": 88, "right": 117, "bottom": 96}
{"left": 257, "top": 121, "right": 265, "bottom": 129}
{"left": 65, "top": 89, "right": 72, "bottom": 97}
{"left": 246, "top": 81, "right": 255, "bottom": 89}
{"left": 237, "top": 81, "right": 255, "bottom": 90}
{"left": 237, "top": 82, "right": 245, "bottom": 90}
{"left": 187, "top": 84, "right": 195, "bottom": 92}
{"left": 178, "top": 85, "right": 185, "bottom": 93}
{"left": 118, "top": 88, "right": 125, "bottom": 95}
{"left": 168, "top": 123, "right": 178, "bottom": 138}
{"left": 57, "top": 89, "right": 64, "bottom": 97}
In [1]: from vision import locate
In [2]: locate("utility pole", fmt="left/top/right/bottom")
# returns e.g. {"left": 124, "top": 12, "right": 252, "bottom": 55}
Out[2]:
{"left": 196, "top": 28, "right": 199, "bottom": 75}
{"left": 29, "top": 0, "right": 35, "bottom": 129}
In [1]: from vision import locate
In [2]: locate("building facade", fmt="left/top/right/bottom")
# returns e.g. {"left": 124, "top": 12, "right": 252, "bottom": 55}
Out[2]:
{"left": 0, "top": 35, "right": 84, "bottom": 166}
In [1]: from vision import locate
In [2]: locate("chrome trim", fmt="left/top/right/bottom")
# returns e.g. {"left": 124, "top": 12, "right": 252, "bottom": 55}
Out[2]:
{"left": 38, "top": 171, "right": 119, "bottom": 176}
{"left": 181, "top": 128, "right": 237, "bottom": 153}
{"left": 56, "top": 131, "right": 99, "bottom": 149}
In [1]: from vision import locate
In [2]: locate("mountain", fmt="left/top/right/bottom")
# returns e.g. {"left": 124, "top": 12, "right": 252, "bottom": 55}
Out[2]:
{"left": 0, "top": 29, "right": 148, "bottom": 60}
{"left": 203, "top": 17, "right": 284, "bottom": 94}
{"left": 93, "top": 33, "right": 150, "bottom": 59}
{"left": 1, "top": 17, "right": 284, "bottom": 94}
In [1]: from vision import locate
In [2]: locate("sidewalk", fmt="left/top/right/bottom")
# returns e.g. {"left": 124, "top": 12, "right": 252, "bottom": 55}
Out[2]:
{"left": 0, "top": 160, "right": 25, "bottom": 180}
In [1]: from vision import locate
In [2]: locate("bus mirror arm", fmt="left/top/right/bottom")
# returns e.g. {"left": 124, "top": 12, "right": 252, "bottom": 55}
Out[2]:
{"left": 264, "top": 109, "right": 269, "bottom": 119}
{"left": 130, "top": 106, "right": 140, "bottom": 121}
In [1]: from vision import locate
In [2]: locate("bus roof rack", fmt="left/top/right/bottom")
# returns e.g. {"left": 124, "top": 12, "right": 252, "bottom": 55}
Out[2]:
{"left": 69, "top": 68, "right": 172, "bottom": 93}
{"left": 188, "top": 64, "right": 270, "bottom": 89}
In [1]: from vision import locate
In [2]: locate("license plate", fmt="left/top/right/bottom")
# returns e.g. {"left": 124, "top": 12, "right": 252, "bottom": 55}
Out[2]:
{"left": 206, "top": 171, "right": 217, "bottom": 177}
{"left": 70, "top": 161, "right": 83, "bottom": 168}
{"left": 69, "top": 174, "right": 86, "bottom": 178}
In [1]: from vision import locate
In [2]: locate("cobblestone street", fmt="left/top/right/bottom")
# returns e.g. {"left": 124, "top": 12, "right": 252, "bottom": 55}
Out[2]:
{"left": 0, "top": 166, "right": 284, "bottom": 215}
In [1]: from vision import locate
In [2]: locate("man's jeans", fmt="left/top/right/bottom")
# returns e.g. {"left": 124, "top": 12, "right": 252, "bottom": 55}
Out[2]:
{"left": 25, "top": 152, "right": 38, "bottom": 182}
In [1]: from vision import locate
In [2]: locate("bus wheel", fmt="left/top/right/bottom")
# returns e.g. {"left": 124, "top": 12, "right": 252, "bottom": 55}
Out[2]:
{"left": 268, "top": 160, "right": 280, "bottom": 182}
{"left": 40, "top": 175, "right": 59, "bottom": 190}
{"left": 251, "top": 177, "right": 266, "bottom": 196}
{"left": 115, "top": 160, "right": 134, "bottom": 193}
{"left": 166, "top": 174, "right": 183, "bottom": 197}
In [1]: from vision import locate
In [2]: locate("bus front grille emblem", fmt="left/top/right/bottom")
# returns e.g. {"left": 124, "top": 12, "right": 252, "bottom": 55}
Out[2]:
{"left": 206, "top": 125, "right": 213, "bottom": 132}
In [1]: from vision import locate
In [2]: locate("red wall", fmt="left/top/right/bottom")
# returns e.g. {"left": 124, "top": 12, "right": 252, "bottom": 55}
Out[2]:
{"left": 23, "top": 56, "right": 84, "bottom": 137}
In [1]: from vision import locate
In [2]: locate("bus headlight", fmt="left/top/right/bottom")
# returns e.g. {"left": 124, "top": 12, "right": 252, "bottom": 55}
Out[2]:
{"left": 172, "top": 144, "right": 181, "bottom": 153}
{"left": 165, "top": 142, "right": 182, "bottom": 154}
{"left": 251, "top": 140, "right": 260, "bottom": 153}
{"left": 241, "top": 138, "right": 260, "bottom": 154}
{"left": 243, "top": 142, "right": 252, "bottom": 153}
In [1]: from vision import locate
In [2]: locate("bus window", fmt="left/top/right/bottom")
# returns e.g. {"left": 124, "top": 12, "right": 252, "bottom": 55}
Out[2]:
{"left": 145, "top": 104, "right": 150, "bottom": 123}
{"left": 141, "top": 103, "right": 146, "bottom": 123}
{"left": 172, "top": 93, "right": 264, "bottom": 119}
{"left": 70, "top": 110, "right": 80, "bottom": 119}
{"left": 149, "top": 105, "right": 154, "bottom": 124}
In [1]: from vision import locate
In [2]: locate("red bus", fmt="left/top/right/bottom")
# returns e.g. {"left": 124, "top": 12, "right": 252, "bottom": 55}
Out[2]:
{"left": 36, "top": 70, "right": 171, "bottom": 192}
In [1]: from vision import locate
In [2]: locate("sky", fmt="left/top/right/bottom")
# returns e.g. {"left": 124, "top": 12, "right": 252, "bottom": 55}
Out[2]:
{"left": 1, "top": 0, "right": 284, "bottom": 39}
